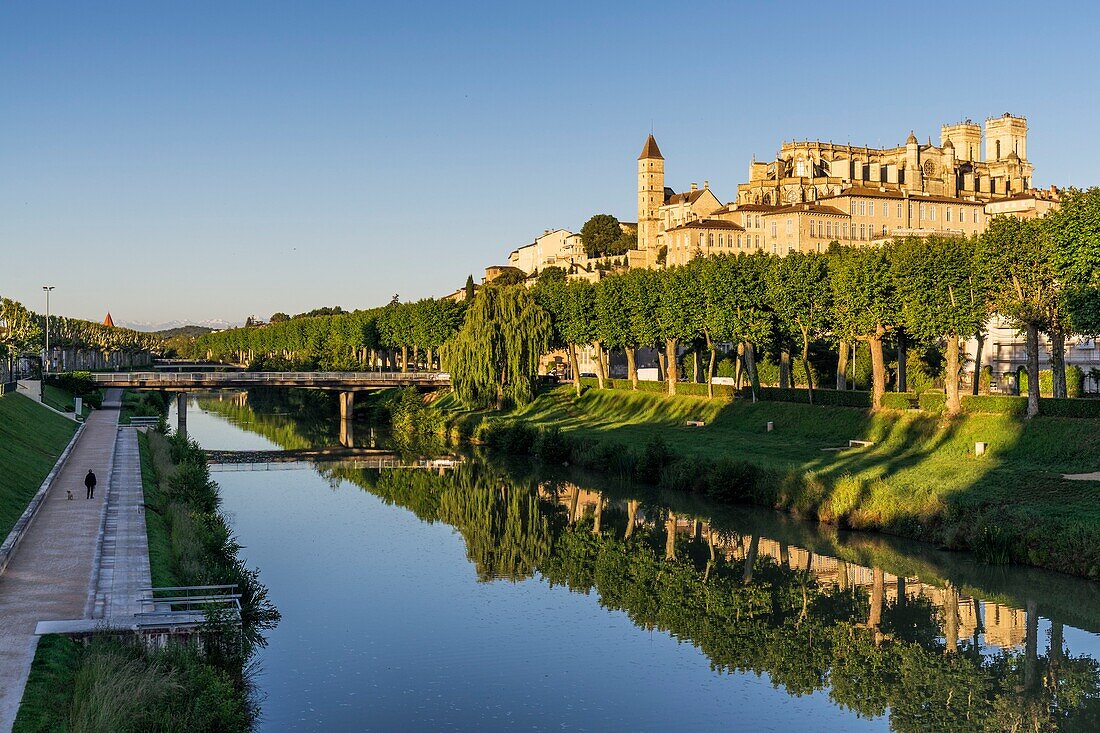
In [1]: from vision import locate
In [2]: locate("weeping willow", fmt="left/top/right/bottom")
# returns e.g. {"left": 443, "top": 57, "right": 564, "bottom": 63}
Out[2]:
{"left": 442, "top": 285, "right": 551, "bottom": 409}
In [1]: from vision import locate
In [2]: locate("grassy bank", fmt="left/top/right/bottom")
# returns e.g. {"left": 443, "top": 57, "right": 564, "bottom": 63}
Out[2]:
{"left": 437, "top": 385, "right": 1100, "bottom": 578}
{"left": 14, "top": 427, "right": 279, "bottom": 733}
{"left": 0, "top": 393, "right": 78, "bottom": 540}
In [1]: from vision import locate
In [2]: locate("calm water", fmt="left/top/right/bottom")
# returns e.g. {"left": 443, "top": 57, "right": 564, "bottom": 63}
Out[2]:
{"left": 171, "top": 391, "right": 1100, "bottom": 732}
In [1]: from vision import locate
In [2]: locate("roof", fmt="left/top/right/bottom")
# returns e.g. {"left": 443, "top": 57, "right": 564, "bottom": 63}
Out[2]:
{"left": 666, "top": 218, "right": 745, "bottom": 232}
{"left": 103, "top": 312, "right": 115, "bottom": 328}
{"left": 820, "top": 185, "right": 985, "bottom": 206}
{"left": 763, "top": 203, "right": 848, "bottom": 217}
{"left": 664, "top": 188, "right": 715, "bottom": 206}
{"left": 719, "top": 203, "right": 782, "bottom": 213}
{"left": 638, "top": 134, "right": 663, "bottom": 160}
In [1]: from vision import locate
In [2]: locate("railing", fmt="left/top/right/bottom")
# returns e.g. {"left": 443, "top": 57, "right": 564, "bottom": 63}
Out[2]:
{"left": 136, "top": 584, "right": 242, "bottom": 624}
{"left": 89, "top": 371, "right": 450, "bottom": 385}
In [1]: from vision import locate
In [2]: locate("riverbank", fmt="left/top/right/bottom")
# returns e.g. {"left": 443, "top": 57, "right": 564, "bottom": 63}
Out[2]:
{"left": 435, "top": 385, "right": 1100, "bottom": 578}
{"left": 12, "top": 422, "right": 278, "bottom": 733}
{"left": 0, "top": 393, "right": 78, "bottom": 542}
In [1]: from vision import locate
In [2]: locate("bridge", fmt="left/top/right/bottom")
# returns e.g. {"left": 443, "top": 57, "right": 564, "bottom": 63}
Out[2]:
{"left": 89, "top": 371, "right": 451, "bottom": 437}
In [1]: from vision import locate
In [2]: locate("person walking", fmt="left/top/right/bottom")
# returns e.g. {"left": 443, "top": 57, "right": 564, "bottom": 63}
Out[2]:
{"left": 84, "top": 469, "right": 97, "bottom": 500}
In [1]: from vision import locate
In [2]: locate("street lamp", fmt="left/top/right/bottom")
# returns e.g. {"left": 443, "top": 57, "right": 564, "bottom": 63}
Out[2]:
{"left": 42, "top": 286, "right": 54, "bottom": 376}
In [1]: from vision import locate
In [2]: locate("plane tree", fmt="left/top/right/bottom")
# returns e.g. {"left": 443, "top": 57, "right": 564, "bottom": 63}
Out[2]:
{"left": 766, "top": 252, "right": 833, "bottom": 404}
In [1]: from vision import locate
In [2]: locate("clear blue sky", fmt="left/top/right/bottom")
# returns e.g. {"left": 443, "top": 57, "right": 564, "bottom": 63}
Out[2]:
{"left": 2, "top": 1, "right": 1097, "bottom": 327}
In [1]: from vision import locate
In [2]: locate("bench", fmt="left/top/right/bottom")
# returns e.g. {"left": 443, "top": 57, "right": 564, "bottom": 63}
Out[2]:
{"left": 686, "top": 420, "right": 706, "bottom": 427}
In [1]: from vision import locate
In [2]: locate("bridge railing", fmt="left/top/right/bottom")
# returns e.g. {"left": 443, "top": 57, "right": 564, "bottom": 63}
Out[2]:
{"left": 88, "top": 371, "right": 450, "bottom": 385}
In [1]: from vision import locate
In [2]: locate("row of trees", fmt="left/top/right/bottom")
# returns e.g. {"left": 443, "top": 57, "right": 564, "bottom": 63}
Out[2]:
{"left": 1, "top": 295, "right": 163, "bottom": 375}
{"left": 447, "top": 188, "right": 1100, "bottom": 417}
{"left": 189, "top": 297, "right": 465, "bottom": 371}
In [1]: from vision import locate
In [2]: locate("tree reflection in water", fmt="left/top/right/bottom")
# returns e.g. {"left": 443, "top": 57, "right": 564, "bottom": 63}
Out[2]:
{"left": 335, "top": 463, "right": 1100, "bottom": 732}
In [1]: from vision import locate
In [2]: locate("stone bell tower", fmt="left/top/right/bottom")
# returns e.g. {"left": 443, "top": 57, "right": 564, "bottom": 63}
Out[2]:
{"left": 637, "top": 134, "right": 665, "bottom": 255}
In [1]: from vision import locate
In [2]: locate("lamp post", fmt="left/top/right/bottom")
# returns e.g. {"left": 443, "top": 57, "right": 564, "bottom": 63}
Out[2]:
{"left": 42, "top": 286, "right": 54, "bottom": 376}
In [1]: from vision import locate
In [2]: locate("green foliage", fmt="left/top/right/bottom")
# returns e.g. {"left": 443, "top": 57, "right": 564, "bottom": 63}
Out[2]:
{"left": 443, "top": 286, "right": 551, "bottom": 409}
{"left": 918, "top": 392, "right": 947, "bottom": 414}
{"left": 879, "top": 393, "right": 913, "bottom": 410}
{"left": 1038, "top": 397, "right": 1100, "bottom": 419}
{"left": 580, "top": 214, "right": 631, "bottom": 258}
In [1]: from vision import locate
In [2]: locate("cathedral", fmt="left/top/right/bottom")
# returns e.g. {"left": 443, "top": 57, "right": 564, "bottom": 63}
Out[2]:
{"left": 635, "top": 114, "right": 1050, "bottom": 266}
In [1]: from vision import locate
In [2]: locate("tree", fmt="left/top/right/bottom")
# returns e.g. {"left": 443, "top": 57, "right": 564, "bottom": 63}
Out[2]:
{"left": 442, "top": 285, "right": 550, "bottom": 410}
{"left": 580, "top": 214, "right": 625, "bottom": 258}
{"left": 979, "top": 217, "right": 1058, "bottom": 417}
{"left": 767, "top": 252, "right": 833, "bottom": 404}
{"left": 560, "top": 280, "right": 599, "bottom": 393}
{"left": 464, "top": 274, "right": 476, "bottom": 302}
{"left": 594, "top": 274, "right": 632, "bottom": 387}
{"left": 0, "top": 297, "right": 42, "bottom": 377}
{"left": 269, "top": 312, "right": 290, "bottom": 323}
{"left": 831, "top": 246, "right": 900, "bottom": 409}
{"left": 623, "top": 268, "right": 662, "bottom": 388}
{"left": 658, "top": 264, "right": 705, "bottom": 395}
{"left": 891, "top": 236, "right": 990, "bottom": 414}
{"left": 1048, "top": 187, "right": 1100, "bottom": 339}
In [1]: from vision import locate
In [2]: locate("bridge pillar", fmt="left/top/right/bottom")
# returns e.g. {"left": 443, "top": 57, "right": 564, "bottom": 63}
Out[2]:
{"left": 339, "top": 391, "right": 355, "bottom": 422}
{"left": 176, "top": 392, "right": 188, "bottom": 440}
{"left": 339, "top": 416, "right": 354, "bottom": 448}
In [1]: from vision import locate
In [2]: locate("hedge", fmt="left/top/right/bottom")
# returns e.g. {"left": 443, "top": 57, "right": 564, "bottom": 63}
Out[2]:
{"left": 1038, "top": 396, "right": 1100, "bottom": 419}
{"left": 879, "top": 393, "right": 914, "bottom": 411}
{"left": 918, "top": 392, "right": 947, "bottom": 414}
{"left": 747, "top": 387, "right": 872, "bottom": 408}
{"left": 961, "top": 395, "right": 1028, "bottom": 417}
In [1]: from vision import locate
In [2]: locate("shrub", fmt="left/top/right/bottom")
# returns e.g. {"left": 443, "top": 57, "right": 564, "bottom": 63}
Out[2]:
{"left": 918, "top": 392, "right": 947, "bottom": 414}
{"left": 705, "top": 459, "right": 761, "bottom": 503}
{"left": 481, "top": 419, "right": 538, "bottom": 454}
{"left": 532, "top": 426, "right": 573, "bottom": 463}
{"left": 748, "top": 387, "right": 872, "bottom": 408}
{"left": 1038, "top": 397, "right": 1100, "bottom": 419}
{"left": 659, "top": 460, "right": 706, "bottom": 494}
{"left": 634, "top": 435, "right": 674, "bottom": 483}
{"left": 880, "top": 393, "right": 914, "bottom": 411}
{"left": 960, "top": 394, "right": 1028, "bottom": 416}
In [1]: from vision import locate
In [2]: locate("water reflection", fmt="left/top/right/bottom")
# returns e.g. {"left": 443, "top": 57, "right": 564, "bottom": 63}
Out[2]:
{"left": 181, "top": 390, "right": 1100, "bottom": 731}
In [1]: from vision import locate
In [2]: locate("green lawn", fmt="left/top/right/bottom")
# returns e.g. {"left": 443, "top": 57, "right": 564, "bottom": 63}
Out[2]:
{"left": 0, "top": 393, "right": 79, "bottom": 540}
{"left": 442, "top": 385, "right": 1100, "bottom": 576}
{"left": 40, "top": 384, "right": 90, "bottom": 418}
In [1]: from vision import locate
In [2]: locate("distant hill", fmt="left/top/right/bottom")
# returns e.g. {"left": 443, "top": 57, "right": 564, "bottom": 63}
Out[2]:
{"left": 155, "top": 325, "right": 217, "bottom": 338}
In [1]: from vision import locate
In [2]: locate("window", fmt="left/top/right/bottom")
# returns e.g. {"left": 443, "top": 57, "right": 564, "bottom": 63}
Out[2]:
{"left": 859, "top": 200, "right": 866, "bottom": 216}
{"left": 919, "top": 204, "right": 925, "bottom": 220}
{"left": 946, "top": 206, "right": 952, "bottom": 222}
{"left": 860, "top": 224, "right": 866, "bottom": 240}
{"left": 786, "top": 218, "right": 793, "bottom": 234}
{"left": 843, "top": 223, "right": 849, "bottom": 238}
{"left": 897, "top": 203, "right": 902, "bottom": 217}
{"left": 826, "top": 221, "right": 832, "bottom": 238}
{"left": 755, "top": 235, "right": 760, "bottom": 248}
{"left": 882, "top": 224, "right": 887, "bottom": 236}
{"left": 810, "top": 221, "right": 817, "bottom": 238}
{"left": 771, "top": 222, "right": 777, "bottom": 237}
{"left": 737, "top": 235, "right": 743, "bottom": 248}
{"left": 973, "top": 209, "right": 979, "bottom": 224}
{"left": 868, "top": 201, "right": 875, "bottom": 216}
{"left": 755, "top": 215, "right": 760, "bottom": 228}
{"left": 708, "top": 233, "right": 714, "bottom": 248}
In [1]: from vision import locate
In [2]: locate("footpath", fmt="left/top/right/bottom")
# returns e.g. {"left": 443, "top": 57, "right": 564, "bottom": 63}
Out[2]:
{"left": 0, "top": 390, "right": 153, "bottom": 732}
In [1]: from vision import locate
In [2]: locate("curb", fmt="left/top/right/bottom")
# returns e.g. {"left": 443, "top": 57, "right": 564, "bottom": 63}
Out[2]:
{"left": 0, "top": 423, "right": 86, "bottom": 577}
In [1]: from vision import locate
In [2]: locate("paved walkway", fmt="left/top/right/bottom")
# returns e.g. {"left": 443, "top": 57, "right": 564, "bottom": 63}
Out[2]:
{"left": 93, "top": 427, "right": 152, "bottom": 620}
{"left": 0, "top": 403, "right": 118, "bottom": 731}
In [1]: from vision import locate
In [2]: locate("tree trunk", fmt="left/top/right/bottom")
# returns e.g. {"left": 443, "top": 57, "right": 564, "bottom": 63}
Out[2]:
{"left": 869, "top": 331, "right": 887, "bottom": 410}
{"left": 944, "top": 582, "right": 959, "bottom": 654}
{"left": 401, "top": 345, "right": 409, "bottom": 373}
{"left": 945, "top": 332, "right": 961, "bottom": 415}
{"left": 972, "top": 330, "right": 984, "bottom": 396}
{"left": 836, "top": 340, "right": 849, "bottom": 390}
{"left": 734, "top": 342, "right": 745, "bottom": 388}
{"left": 707, "top": 346, "right": 717, "bottom": 398}
{"left": 1025, "top": 323, "right": 1040, "bottom": 418}
{"left": 569, "top": 343, "right": 582, "bottom": 398}
{"left": 745, "top": 342, "right": 760, "bottom": 402}
{"left": 896, "top": 331, "right": 907, "bottom": 393}
{"left": 626, "top": 347, "right": 638, "bottom": 391}
{"left": 427, "top": 347, "right": 434, "bottom": 371}
{"left": 665, "top": 512, "right": 677, "bottom": 561}
{"left": 800, "top": 327, "right": 814, "bottom": 405}
{"left": 692, "top": 350, "right": 702, "bottom": 384}
{"left": 593, "top": 341, "right": 606, "bottom": 390}
{"left": 624, "top": 499, "right": 638, "bottom": 540}
{"left": 657, "top": 348, "right": 666, "bottom": 382}
{"left": 742, "top": 534, "right": 759, "bottom": 584}
{"left": 779, "top": 348, "right": 791, "bottom": 389}
{"left": 868, "top": 567, "right": 884, "bottom": 634}
{"left": 1050, "top": 328, "right": 1067, "bottom": 398}
{"left": 665, "top": 338, "right": 678, "bottom": 396}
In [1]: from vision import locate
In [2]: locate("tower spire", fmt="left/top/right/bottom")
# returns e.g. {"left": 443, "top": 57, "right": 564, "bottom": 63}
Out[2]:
{"left": 638, "top": 134, "right": 663, "bottom": 160}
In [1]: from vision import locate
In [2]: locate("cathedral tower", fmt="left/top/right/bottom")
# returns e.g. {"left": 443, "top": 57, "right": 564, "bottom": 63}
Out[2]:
{"left": 985, "top": 113, "right": 1028, "bottom": 162}
{"left": 637, "top": 134, "right": 665, "bottom": 254}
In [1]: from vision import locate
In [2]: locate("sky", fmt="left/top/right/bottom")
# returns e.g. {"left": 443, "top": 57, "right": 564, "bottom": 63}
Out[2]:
{"left": 2, "top": 1, "right": 1099, "bottom": 328}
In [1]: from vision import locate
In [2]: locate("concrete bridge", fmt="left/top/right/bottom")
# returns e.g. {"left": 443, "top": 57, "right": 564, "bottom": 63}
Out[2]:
{"left": 89, "top": 371, "right": 451, "bottom": 437}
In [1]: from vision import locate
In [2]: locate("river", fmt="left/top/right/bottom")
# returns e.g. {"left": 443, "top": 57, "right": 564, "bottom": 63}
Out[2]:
{"left": 170, "top": 390, "right": 1100, "bottom": 732}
